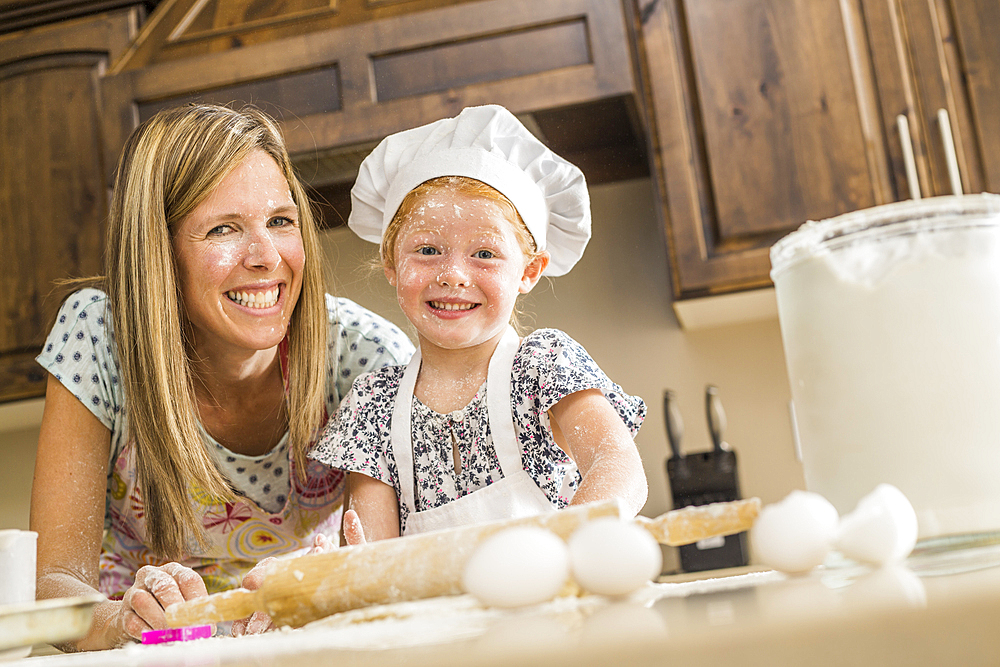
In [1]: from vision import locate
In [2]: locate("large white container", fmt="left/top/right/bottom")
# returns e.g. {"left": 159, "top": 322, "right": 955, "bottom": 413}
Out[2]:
{"left": 770, "top": 194, "right": 1000, "bottom": 541}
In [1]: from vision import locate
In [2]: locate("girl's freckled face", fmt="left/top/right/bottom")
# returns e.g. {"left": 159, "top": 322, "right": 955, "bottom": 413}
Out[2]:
{"left": 172, "top": 150, "right": 304, "bottom": 355}
{"left": 386, "top": 187, "right": 535, "bottom": 353}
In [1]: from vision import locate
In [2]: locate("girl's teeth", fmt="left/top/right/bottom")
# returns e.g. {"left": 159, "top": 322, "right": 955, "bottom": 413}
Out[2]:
{"left": 432, "top": 301, "right": 474, "bottom": 311}
{"left": 228, "top": 289, "right": 278, "bottom": 309}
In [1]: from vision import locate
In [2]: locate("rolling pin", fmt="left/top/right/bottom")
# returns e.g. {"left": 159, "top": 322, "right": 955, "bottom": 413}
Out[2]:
{"left": 166, "top": 497, "right": 759, "bottom": 629}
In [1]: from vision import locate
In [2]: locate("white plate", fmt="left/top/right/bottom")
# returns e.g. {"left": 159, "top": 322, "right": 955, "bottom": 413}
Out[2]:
{"left": 0, "top": 594, "right": 103, "bottom": 657}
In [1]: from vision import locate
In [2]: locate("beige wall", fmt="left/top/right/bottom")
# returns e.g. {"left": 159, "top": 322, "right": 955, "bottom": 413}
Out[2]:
{"left": 320, "top": 177, "right": 806, "bottom": 569}
{"left": 0, "top": 426, "right": 40, "bottom": 531}
{"left": 0, "top": 177, "right": 805, "bottom": 569}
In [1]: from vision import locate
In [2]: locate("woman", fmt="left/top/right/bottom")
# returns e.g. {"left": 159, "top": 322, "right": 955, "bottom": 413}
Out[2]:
{"left": 30, "top": 104, "right": 414, "bottom": 650}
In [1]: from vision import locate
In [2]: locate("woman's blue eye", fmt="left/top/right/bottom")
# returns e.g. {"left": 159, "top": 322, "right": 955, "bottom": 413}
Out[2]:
{"left": 207, "top": 224, "right": 232, "bottom": 236}
{"left": 474, "top": 250, "right": 495, "bottom": 260}
{"left": 269, "top": 216, "right": 295, "bottom": 227}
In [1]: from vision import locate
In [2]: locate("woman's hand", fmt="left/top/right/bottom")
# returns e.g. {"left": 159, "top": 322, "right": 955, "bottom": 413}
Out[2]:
{"left": 115, "top": 563, "right": 209, "bottom": 641}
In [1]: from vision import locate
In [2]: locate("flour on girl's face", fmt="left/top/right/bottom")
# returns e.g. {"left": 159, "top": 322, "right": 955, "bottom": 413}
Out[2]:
{"left": 387, "top": 187, "right": 537, "bottom": 356}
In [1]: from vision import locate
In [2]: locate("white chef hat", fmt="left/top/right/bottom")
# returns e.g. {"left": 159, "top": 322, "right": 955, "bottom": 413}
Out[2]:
{"left": 349, "top": 104, "right": 591, "bottom": 276}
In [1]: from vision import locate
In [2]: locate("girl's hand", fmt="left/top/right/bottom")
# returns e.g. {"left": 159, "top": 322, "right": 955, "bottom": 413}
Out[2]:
{"left": 232, "top": 557, "right": 276, "bottom": 637}
{"left": 343, "top": 509, "right": 368, "bottom": 546}
{"left": 232, "top": 533, "right": 336, "bottom": 636}
{"left": 116, "top": 563, "right": 209, "bottom": 642}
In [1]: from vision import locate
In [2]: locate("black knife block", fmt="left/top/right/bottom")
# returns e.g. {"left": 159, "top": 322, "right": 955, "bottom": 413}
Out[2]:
{"left": 667, "top": 448, "right": 749, "bottom": 572}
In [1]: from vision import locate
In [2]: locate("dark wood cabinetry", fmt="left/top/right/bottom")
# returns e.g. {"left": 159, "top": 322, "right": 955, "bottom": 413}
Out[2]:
{"left": 99, "top": 0, "right": 643, "bottom": 200}
{"left": 0, "top": 0, "right": 644, "bottom": 403}
{"left": 5, "top": 0, "right": 1000, "bottom": 400}
{"left": 632, "top": 0, "right": 1000, "bottom": 302}
{"left": 0, "top": 9, "right": 142, "bottom": 403}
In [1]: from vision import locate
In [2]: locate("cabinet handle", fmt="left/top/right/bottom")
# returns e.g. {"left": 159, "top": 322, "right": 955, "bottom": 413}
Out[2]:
{"left": 896, "top": 114, "right": 921, "bottom": 200}
{"left": 937, "top": 108, "right": 963, "bottom": 195}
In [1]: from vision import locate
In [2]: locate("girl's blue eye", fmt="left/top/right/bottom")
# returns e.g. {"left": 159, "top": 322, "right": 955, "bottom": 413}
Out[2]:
{"left": 474, "top": 250, "right": 495, "bottom": 260}
{"left": 418, "top": 246, "right": 439, "bottom": 256}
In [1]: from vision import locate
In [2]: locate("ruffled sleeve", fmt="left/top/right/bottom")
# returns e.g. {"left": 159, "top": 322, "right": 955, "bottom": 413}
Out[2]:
{"left": 309, "top": 365, "right": 404, "bottom": 491}
{"left": 515, "top": 328, "right": 646, "bottom": 435}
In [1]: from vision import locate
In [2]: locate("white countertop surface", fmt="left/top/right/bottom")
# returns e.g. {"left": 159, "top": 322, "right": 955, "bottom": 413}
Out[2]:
{"left": 20, "top": 540, "right": 1000, "bottom": 667}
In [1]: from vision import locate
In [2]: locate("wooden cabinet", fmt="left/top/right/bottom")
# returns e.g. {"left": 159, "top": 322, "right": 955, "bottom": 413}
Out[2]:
{"left": 631, "top": 0, "right": 1000, "bottom": 303}
{"left": 0, "top": 9, "right": 142, "bottom": 403}
{"left": 0, "top": 0, "right": 646, "bottom": 403}
{"left": 99, "top": 0, "right": 645, "bottom": 225}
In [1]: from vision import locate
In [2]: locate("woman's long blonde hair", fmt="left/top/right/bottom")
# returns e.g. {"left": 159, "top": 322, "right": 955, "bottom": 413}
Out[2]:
{"left": 105, "top": 104, "right": 328, "bottom": 559}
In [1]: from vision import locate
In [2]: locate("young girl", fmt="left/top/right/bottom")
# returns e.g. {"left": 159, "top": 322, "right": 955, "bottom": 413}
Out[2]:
{"left": 310, "top": 105, "right": 647, "bottom": 539}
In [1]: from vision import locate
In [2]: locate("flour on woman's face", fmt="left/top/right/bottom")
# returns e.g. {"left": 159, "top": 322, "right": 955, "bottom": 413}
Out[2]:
{"left": 172, "top": 150, "right": 304, "bottom": 358}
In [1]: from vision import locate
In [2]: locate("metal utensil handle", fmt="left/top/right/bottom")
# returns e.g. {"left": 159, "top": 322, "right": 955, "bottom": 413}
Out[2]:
{"left": 897, "top": 113, "right": 922, "bottom": 200}
{"left": 937, "top": 108, "right": 963, "bottom": 195}
{"left": 663, "top": 389, "right": 684, "bottom": 459}
{"left": 706, "top": 385, "right": 727, "bottom": 452}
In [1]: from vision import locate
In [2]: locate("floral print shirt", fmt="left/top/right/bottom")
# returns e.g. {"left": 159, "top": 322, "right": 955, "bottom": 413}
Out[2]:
{"left": 311, "top": 328, "right": 646, "bottom": 531}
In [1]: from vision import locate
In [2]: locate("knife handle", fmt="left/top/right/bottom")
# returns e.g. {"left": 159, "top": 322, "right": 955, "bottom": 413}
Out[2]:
{"left": 705, "top": 385, "right": 728, "bottom": 452}
{"left": 663, "top": 389, "right": 684, "bottom": 459}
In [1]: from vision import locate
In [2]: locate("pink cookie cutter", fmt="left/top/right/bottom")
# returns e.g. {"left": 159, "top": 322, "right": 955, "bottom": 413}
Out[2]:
{"left": 141, "top": 625, "right": 213, "bottom": 645}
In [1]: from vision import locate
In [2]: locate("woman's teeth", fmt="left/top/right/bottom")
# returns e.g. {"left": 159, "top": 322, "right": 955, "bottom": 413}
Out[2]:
{"left": 227, "top": 288, "right": 278, "bottom": 309}
{"left": 430, "top": 301, "right": 476, "bottom": 311}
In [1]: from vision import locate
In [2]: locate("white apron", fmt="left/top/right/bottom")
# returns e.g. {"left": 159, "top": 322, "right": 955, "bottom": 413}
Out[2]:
{"left": 391, "top": 326, "right": 556, "bottom": 535}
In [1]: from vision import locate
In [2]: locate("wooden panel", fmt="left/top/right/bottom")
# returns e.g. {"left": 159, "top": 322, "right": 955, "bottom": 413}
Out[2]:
{"left": 101, "top": 0, "right": 636, "bottom": 178}
{"left": 685, "top": 0, "right": 875, "bottom": 241}
{"left": 136, "top": 64, "right": 342, "bottom": 121}
{"left": 633, "top": 0, "right": 885, "bottom": 298}
{"left": 373, "top": 19, "right": 592, "bottom": 101}
{"left": 0, "top": 55, "right": 107, "bottom": 344}
{"left": 0, "top": 0, "right": 153, "bottom": 34}
{"left": 115, "top": 0, "right": 485, "bottom": 68}
{"left": 0, "top": 12, "right": 133, "bottom": 403}
{"left": 894, "top": 0, "right": 963, "bottom": 197}
{"left": 179, "top": 0, "right": 336, "bottom": 40}
{"left": 948, "top": 0, "right": 1000, "bottom": 193}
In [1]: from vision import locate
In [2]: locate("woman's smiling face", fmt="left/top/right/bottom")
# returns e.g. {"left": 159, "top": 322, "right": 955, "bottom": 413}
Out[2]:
{"left": 171, "top": 149, "right": 304, "bottom": 355}
{"left": 386, "top": 185, "right": 545, "bottom": 353}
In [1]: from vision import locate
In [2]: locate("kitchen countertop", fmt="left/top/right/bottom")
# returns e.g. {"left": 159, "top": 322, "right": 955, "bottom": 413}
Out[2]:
{"left": 21, "top": 541, "right": 1000, "bottom": 667}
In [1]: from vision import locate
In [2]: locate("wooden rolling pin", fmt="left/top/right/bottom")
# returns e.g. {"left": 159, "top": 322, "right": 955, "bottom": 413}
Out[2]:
{"left": 167, "top": 497, "right": 759, "bottom": 629}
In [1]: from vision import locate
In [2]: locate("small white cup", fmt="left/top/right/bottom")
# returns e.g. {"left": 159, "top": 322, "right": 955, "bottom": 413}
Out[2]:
{"left": 0, "top": 530, "right": 37, "bottom": 607}
{"left": 0, "top": 529, "right": 37, "bottom": 660}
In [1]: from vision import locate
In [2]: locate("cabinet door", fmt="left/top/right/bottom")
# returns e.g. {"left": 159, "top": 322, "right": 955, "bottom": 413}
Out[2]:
{"left": 0, "top": 13, "right": 135, "bottom": 403}
{"left": 860, "top": 0, "right": 978, "bottom": 199}
{"left": 942, "top": 0, "right": 1000, "bottom": 195}
{"left": 635, "top": 0, "right": 891, "bottom": 299}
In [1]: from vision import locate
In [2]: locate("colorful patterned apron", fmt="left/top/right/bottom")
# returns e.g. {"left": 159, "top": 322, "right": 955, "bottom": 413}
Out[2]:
{"left": 98, "top": 339, "right": 344, "bottom": 598}
{"left": 98, "top": 442, "right": 344, "bottom": 598}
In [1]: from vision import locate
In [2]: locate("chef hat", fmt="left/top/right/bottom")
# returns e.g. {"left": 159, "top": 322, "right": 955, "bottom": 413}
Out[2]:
{"left": 349, "top": 104, "right": 591, "bottom": 276}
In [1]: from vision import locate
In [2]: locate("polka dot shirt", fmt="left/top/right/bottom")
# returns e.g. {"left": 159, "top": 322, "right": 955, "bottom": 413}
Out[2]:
{"left": 36, "top": 288, "right": 414, "bottom": 517}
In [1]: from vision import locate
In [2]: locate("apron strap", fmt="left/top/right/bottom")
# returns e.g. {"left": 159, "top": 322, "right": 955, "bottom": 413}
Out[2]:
{"left": 391, "top": 347, "right": 422, "bottom": 515}
{"left": 486, "top": 326, "right": 524, "bottom": 476}
{"left": 391, "top": 326, "right": 524, "bottom": 516}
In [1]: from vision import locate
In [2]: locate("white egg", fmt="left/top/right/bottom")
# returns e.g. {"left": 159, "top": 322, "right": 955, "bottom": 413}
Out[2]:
{"left": 835, "top": 483, "right": 918, "bottom": 566}
{"left": 750, "top": 490, "right": 839, "bottom": 573}
{"left": 462, "top": 526, "right": 570, "bottom": 608}
{"left": 567, "top": 518, "right": 662, "bottom": 596}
